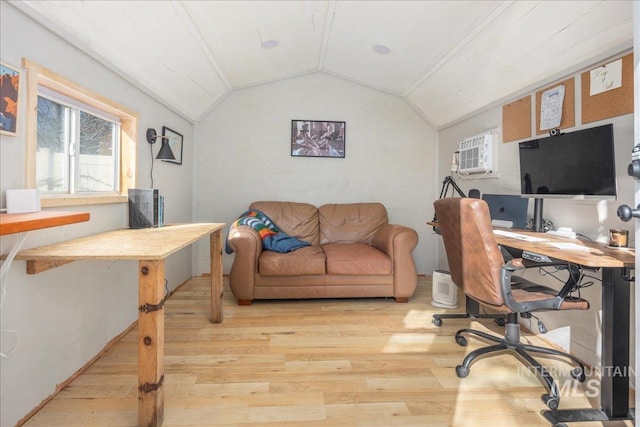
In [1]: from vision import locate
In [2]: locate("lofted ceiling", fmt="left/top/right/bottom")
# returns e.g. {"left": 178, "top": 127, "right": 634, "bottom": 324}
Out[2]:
{"left": 12, "top": 0, "right": 634, "bottom": 129}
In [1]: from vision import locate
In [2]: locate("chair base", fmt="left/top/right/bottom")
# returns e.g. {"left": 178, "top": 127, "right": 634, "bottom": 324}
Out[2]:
{"left": 433, "top": 296, "right": 506, "bottom": 327}
{"left": 455, "top": 314, "right": 586, "bottom": 410}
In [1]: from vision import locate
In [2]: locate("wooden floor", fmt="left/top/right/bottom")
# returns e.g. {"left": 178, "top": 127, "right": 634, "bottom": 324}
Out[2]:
{"left": 23, "top": 276, "right": 633, "bottom": 427}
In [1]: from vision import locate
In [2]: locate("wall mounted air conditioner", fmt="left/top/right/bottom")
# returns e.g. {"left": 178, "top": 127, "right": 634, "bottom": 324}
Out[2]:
{"left": 431, "top": 270, "right": 457, "bottom": 308}
{"left": 457, "top": 131, "right": 493, "bottom": 175}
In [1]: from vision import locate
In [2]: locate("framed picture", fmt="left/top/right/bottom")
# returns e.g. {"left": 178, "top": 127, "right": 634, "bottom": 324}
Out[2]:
{"left": 161, "top": 126, "right": 183, "bottom": 165}
{"left": 0, "top": 62, "right": 21, "bottom": 136}
{"left": 291, "top": 120, "right": 345, "bottom": 158}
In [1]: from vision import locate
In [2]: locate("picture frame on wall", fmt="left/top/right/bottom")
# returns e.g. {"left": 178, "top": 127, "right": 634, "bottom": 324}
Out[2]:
{"left": 161, "top": 126, "right": 183, "bottom": 165}
{"left": 0, "top": 62, "right": 21, "bottom": 136}
{"left": 291, "top": 120, "right": 345, "bottom": 158}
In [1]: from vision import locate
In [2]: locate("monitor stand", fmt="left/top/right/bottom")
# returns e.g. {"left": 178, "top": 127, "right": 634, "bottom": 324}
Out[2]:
{"left": 533, "top": 197, "right": 544, "bottom": 232}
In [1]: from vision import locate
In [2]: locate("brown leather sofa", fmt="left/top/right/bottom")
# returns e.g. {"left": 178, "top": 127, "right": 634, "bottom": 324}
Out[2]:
{"left": 226, "top": 201, "right": 419, "bottom": 305}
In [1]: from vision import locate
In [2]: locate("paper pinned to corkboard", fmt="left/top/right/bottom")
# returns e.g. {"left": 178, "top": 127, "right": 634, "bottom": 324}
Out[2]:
{"left": 582, "top": 53, "right": 633, "bottom": 124}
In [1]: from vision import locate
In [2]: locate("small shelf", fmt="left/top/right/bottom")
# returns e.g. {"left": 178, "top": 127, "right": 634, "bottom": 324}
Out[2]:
{"left": 0, "top": 211, "right": 90, "bottom": 235}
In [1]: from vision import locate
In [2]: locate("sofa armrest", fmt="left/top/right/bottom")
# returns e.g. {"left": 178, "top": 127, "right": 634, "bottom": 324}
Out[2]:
{"left": 227, "top": 226, "right": 263, "bottom": 302}
{"left": 372, "top": 224, "right": 419, "bottom": 300}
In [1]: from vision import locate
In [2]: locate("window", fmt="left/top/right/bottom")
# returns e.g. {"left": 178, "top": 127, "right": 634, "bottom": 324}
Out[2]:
{"left": 23, "top": 59, "right": 138, "bottom": 207}
{"left": 37, "top": 90, "right": 120, "bottom": 194}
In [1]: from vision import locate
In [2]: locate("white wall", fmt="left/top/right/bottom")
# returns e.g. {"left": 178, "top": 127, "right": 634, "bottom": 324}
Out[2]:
{"left": 192, "top": 72, "right": 437, "bottom": 276}
{"left": 0, "top": 4, "right": 194, "bottom": 426}
{"left": 435, "top": 55, "right": 636, "bottom": 369}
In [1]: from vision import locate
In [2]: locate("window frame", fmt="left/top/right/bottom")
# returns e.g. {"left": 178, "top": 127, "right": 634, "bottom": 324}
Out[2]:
{"left": 23, "top": 58, "right": 138, "bottom": 207}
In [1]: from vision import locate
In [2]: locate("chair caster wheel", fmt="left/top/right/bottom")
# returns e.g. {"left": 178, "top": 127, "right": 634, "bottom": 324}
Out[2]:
{"left": 495, "top": 317, "right": 505, "bottom": 327}
{"left": 455, "top": 365, "right": 468, "bottom": 378}
{"left": 571, "top": 367, "right": 586, "bottom": 382}
{"left": 455, "top": 335, "right": 467, "bottom": 346}
{"left": 432, "top": 318, "right": 442, "bottom": 327}
{"left": 542, "top": 393, "right": 559, "bottom": 410}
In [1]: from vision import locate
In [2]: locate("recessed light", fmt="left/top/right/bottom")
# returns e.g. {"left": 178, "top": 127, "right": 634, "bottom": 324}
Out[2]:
{"left": 261, "top": 39, "right": 280, "bottom": 49}
{"left": 373, "top": 44, "right": 391, "bottom": 55}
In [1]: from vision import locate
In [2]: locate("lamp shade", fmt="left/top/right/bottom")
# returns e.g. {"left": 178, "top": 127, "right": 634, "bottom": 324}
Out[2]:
{"left": 156, "top": 140, "right": 175, "bottom": 160}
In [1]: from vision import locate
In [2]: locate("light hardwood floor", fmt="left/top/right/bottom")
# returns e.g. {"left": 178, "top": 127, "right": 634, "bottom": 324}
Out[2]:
{"left": 23, "top": 276, "right": 632, "bottom": 427}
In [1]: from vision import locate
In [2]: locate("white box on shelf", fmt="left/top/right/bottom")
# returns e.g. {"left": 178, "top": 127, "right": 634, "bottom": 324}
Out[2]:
{"left": 6, "top": 189, "right": 41, "bottom": 214}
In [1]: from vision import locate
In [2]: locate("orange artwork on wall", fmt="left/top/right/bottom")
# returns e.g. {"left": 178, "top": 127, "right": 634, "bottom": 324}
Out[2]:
{"left": 0, "top": 62, "right": 20, "bottom": 136}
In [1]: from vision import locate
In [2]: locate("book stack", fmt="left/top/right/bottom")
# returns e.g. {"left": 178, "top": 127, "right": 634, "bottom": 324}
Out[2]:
{"left": 128, "top": 189, "right": 164, "bottom": 229}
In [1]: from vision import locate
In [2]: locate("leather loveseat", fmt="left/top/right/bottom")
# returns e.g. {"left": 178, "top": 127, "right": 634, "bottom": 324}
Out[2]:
{"left": 226, "top": 201, "right": 419, "bottom": 305}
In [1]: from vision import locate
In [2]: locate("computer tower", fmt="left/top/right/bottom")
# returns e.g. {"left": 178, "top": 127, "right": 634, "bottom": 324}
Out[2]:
{"left": 128, "top": 188, "right": 162, "bottom": 229}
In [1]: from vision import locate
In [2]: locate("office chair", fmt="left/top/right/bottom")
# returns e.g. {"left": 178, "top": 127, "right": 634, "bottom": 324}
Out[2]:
{"left": 433, "top": 197, "right": 588, "bottom": 410}
{"left": 433, "top": 187, "right": 510, "bottom": 327}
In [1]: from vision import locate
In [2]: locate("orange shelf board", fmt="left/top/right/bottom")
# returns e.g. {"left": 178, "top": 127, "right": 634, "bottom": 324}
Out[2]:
{"left": 0, "top": 211, "right": 90, "bottom": 235}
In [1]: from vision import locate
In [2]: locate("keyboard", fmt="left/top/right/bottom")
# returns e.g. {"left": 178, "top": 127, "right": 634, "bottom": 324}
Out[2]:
{"left": 493, "top": 229, "right": 548, "bottom": 242}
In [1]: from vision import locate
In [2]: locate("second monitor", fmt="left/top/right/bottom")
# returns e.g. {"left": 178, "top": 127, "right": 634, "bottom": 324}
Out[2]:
{"left": 482, "top": 194, "right": 529, "bottom": 229}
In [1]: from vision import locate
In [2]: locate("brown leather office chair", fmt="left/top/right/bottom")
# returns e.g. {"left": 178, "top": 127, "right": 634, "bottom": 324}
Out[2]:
{"left": 433, "top": 197, "right": 588, "bottom": 410}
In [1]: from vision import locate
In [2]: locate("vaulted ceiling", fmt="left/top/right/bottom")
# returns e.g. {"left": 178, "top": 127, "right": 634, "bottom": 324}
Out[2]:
{"left": 13, "top": 0, "right": 634, "bottom": 129}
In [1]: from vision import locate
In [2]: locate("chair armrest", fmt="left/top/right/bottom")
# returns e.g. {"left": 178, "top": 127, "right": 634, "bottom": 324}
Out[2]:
{"left": 372, "top": 224, "right": 418, "bottom": 255}
{"left": 500, "top": 261, "right": 567, "bottom": 312}
{"left": 372, "top": 224, "right": 419, "bottom": 299}
{"left": 227, "top": 226, "right": 263, "bottom": 301}
{"left": 227, "top": 225, "right": 262, "bottom": 257}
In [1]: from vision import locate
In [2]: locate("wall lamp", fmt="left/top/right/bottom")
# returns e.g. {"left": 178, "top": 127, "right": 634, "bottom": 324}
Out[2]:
{"left": 146, "top": 128, "right": 175, "bottom": 160}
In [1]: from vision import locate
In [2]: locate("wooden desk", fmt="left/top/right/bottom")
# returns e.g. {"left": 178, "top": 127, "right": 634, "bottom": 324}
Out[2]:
{"left": 490, "top": 229, "right": 635, "bottom": 424}
{"left": 15, "top": 223, "right": 226, "bottom": 427}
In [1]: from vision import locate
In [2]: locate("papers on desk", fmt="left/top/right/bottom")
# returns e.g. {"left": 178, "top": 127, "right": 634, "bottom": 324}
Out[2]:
{"left": 545, "top": 242, "right": 591, "bottom": 252}
{"left": 493, "top": 229, "right": 548, "bottom": 242}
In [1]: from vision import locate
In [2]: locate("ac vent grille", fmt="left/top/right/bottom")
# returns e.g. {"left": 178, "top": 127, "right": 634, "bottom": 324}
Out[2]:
{"left": 458, "top": 132, "right": 492, "bottom": 174}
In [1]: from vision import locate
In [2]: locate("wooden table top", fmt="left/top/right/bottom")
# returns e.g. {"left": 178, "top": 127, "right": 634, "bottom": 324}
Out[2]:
{"left": 16, "top": 223, "right": 226, "bottom": 261}
{"left": 0, "top": 211, "right": 90, "bottom": 235}
{"left": 491, "top": 228, "right": 635, "bottom": 269}
{"left": 428, "top": 221, "right": 634, "bottom": 269}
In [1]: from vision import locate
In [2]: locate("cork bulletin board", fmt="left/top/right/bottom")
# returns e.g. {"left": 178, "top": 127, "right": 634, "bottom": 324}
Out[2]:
{"left": 502, "top": 95, "right": 531, "bottom": 143}
{"left": 535, "top": 78, "right": 575, "bottom": 135}
{"left": 581, "top": 53, "right": 633, "bottom": 124}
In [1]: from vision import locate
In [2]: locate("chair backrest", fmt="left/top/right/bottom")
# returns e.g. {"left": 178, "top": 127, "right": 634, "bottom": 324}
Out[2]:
{"left": 433, "top": 197, "right": 506, "bottom": 307}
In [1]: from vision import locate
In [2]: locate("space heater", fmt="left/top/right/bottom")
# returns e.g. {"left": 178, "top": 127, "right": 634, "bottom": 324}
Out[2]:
{"left": 431, "top": 270, "right": 457, "bottom": 308}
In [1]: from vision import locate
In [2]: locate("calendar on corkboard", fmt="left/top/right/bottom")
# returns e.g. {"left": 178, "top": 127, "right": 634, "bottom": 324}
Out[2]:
{"left": 535, "top": 78, "right": 575, "bottom": 135}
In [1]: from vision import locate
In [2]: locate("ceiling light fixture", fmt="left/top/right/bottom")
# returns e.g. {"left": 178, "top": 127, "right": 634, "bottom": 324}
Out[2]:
{"left": 373, "top": 44, "right": 391, "bottom": 55}
{"left": 261, "top": 39, "right": 280, "bottom": 49}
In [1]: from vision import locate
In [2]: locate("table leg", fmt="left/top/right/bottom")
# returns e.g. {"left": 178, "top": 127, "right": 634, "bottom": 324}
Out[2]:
{"left": 601, "top": 267, "right": 631, "bottom": 418}
{"left": 542, "top": 267, "right": 633, "bottom": 425}
{"left": 210, "top": 229, "right": 223, "bottom": 323}
{"left": 138, "top": 259, "right": 165, "bottom": 427}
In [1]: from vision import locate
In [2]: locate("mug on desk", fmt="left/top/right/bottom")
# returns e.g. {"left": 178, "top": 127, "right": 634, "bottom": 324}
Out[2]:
{"left": 608, "top": 229, "right": 629, "bottom": 247}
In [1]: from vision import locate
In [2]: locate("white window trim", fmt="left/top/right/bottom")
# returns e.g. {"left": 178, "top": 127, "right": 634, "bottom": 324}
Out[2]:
{"left": 23, "top": 58, "right": 138, "bottom": 207}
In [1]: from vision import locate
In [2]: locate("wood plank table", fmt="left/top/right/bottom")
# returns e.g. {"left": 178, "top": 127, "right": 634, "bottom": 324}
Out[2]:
{"left": 15, "top": 223, "right": 226, "bottom": 427}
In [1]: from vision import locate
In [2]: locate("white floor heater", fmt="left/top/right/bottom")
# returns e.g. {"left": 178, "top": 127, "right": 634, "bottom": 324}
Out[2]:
{"left": 431, "top": 270, "right": 457, "bottom": 308}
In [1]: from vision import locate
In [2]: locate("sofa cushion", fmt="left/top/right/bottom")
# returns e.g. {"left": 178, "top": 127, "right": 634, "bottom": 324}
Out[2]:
{"left": 251, "top": 201, "right": 320, "bottom": 246}
{"left": 319, "top": 203, "right": 388, "bottom": 245}
{"left": 259, "top": 245, "right": 326, "bottom": 276}
{"left": 323, "top": 243, "right": 392, "bottom": 275}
